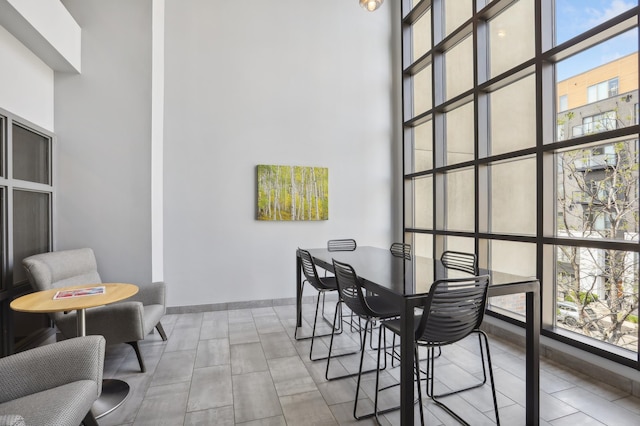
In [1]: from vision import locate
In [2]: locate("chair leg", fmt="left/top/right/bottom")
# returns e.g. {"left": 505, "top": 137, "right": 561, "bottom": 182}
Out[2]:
{"left": 373, "top": 325, "right": 402, "bottom": 422}
{"left": 374, "top": 323, "right": 384, "bottom": 423}
{"left": 156, "top": 322, "right": 168, "bottom": 341}
{"left": 127, "top": 341, "right": 146, "bottom": 373}
{"left": 82, "top": 410, "right": 99, "bottom": 426}
{"left": 480, "top": 330, "right": 501, "bottom": 426}
{"left": 429, "top": 339, "right": 493, "bottom": 426}
{"left": 415, "top": 345, "right": 425, "bottom": 426}
{"left": 432, "top": 332, "right": 487, "bottom": 398}
{"left": 354, "top": 319, "right": 389, "bottom": 420}
{"left": 324, "top": 303, "right": 362, "bottom": 380}
{"left": 295, "top": 287, "right": 341, "bottom": 342}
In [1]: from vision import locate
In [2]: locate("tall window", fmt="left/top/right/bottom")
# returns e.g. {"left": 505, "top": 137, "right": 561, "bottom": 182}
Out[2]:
{"left": 402, "top": 0, "right": 639, "bottom": 367}
{"left": 0, "top": 110, "right": 54, "bottom": 356}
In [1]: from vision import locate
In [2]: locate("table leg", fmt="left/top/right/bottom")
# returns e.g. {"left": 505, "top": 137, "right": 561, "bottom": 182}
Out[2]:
{"left": 76, "top": 308, "right": 131, "bottom": 419}
{"left": 93, "top": 379, "right": 130, "bottom": 418}
{"left": 400, "top": 299, "right": 415, "bottom": 425}
{"left": 77, "top": 308, "right": 86, "bottom": 337}
{"left": 296, "top": 252, "right": 302, "bottom": 328}
{"left": 526, "top": 287, "right": 541, "bottom": 425}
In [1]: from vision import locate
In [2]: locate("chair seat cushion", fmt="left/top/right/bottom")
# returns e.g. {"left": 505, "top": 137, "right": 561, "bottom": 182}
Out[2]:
{"left": 0, "top": 381, "right": 97, "bottom": 426}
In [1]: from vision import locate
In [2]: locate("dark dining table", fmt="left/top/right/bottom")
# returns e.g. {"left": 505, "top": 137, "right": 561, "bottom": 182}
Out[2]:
{"left": 296, "top": 246, "right": 540, "bottom": 426}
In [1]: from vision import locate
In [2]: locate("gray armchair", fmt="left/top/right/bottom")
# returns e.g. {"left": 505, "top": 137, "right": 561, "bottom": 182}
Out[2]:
{"left": 0, "top": 336, "right": 105, "bottom": 426}
{"left": 22, "top": 248, "right": 167, "bottom": 372}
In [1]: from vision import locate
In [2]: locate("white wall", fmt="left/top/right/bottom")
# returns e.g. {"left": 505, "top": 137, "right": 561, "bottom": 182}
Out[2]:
{"left": 162, "top": 0, "right": 399, "bottom": 306}
{"left": 0, "top": 24, "right": 53, "bottom": 130}
{"left": 54, "top": 0, "right": 153, "bottom": 284}
{"left": 21, "top": 0, "right": 401, "bottom": 308}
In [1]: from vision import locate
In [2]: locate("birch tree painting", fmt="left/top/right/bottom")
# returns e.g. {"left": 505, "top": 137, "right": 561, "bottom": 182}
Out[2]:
{"left": 257, "top": 165, "right": 329, "bottom": 221}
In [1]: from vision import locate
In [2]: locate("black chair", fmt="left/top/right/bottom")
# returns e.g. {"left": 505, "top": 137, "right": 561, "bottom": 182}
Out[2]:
{"left": 440, "top": 250, "right": 478, "bottom": 275}
{"left": 327, "top": 238, "right": 357, "bottom": 251}
{"left": 374, "top": 275, "right": 500, "bottom": 426}
{"left": 390, "top": 242, "right": 411, "bottom": 260}
{"left": 326, "top": 239, "right": 358, "bottom": 329}
{"left": 295, "top": 249, "right": 344, "bottom": 361}
{"left": 327, "top": 259, "right": 401, "bottom": 420}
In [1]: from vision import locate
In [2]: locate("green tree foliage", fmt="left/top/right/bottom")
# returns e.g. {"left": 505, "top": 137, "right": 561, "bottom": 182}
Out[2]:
{"left": 257, "top": 165, "right": 329, "bottom": 221}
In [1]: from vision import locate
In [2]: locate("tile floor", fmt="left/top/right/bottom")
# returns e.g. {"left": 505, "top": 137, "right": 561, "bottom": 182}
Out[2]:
{"left": 96, "top": 302, "right": 640, "bottom": 425}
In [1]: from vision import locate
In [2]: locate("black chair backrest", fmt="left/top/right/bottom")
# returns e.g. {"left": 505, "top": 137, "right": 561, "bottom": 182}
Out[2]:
{"left": 298, "top": 249, "right": 331, "bottom": 290}
{"left": 327, "top": 239, "right": 357, "bottom": 252}
{"left": 332, "top": 259, "right": 375, "bottom": 318}
{"left": 390, "top": 243, "right": 411, "bottom": 260}
{"left": 441, "top": 250, "right": 478, "bottom": 275}
{"left": 416, "top": 275, "right": 490, "bottom": 346}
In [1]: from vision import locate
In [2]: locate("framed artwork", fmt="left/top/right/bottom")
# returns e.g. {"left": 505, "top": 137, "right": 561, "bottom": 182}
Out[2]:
{"left": 257, "top": 165, "right": 328, "bottom": 221}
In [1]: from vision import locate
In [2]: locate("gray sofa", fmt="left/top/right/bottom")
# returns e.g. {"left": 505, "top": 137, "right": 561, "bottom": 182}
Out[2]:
{"left": 0, "top": 336, "right": 105, "bottom": 426}
{"left": 23, "top": 248, "right": 167, "bottom": 372}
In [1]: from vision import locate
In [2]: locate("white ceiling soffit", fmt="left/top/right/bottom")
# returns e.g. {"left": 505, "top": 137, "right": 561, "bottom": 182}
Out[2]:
{"left": 0, "top": 0, "right": 81, "bottom": 73}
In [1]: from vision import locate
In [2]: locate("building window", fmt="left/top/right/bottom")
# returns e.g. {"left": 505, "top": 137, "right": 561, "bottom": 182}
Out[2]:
{"left": 572, "top": 111, "right": 617, "bottom": 137}
{"left": 559, "top": 94, "right": 568, "bottom": 112}
{"left": 587, "top": 78, "right": 619, "bottom": 103}
{"left": 401, "top": 1, "right": 639, "bottom": 365}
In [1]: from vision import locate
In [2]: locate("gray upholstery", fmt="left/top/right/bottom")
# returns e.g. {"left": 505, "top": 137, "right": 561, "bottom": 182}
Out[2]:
{"left": 0, "top": 336, "right": 105, "bottom": 426}
{"left": 0, "top": 415, "right": 26, "bottom": 426}
{"left": 22, "top": 248, "right": 167, "bottom": 372}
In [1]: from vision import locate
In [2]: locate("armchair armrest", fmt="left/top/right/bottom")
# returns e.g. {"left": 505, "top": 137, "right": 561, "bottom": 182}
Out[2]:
{"left": 84, "top": 301, "right": 146, "bottom": 342}
{"left": 0, "top": 415, "right": 25, "bottom": 426}
{"left": 0, "top": 336, "right": 105, "bottom": 403}
{"left": 127, "top": 281, "right": 165, "bottom": 307}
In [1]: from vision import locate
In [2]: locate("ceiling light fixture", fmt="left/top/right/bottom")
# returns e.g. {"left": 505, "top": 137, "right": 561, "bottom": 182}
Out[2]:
{"left": 359, "top": 0, "right": 383, "bottom": 12}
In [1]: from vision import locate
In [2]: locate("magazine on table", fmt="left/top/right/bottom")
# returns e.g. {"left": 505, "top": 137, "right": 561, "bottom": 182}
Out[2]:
{"left": 53, "top": 286, "right": 106, "bottom": 299}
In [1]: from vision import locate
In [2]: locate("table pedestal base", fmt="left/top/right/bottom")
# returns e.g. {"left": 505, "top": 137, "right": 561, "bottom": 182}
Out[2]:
{"left": 93, "top": 379, "right": 130, "bottom": 419}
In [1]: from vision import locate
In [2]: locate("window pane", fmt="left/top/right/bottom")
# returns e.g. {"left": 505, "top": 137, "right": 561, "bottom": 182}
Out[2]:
{"left": 413, "top": 232, "right": 433, "bottom": 259}
{"left": 490, "top": 157, "right": 537, "bottom": 235}
{"left": 12, "top": 124, "right": 50, "bottom": 184}
{"left": 597, "top": 81, "right": 608, "bottom": 100}
{"left": 13, "top": 190, "right": 50, "bottom": 285}
{"left": 446, "top": 168, "right": 475, "bottom": 232}
{"left": 411, "top": 120, "right": 433, "bottom": 172}
{"left": 555, "top": 0, "right": 638, "bottom": 46}
{"left": 446, "top": 101, "right": 474, "bottom": 165}
{"left": 556, "top": 245, "right": 638, "bottom": 353}
{"left": 414, "top": 232, "right": 434, "bottom": 294}
{"left": 0, "top": 116, "right": 4, "bottom": 177}
{"left": 485, "top": 239, "right": 536, "bottom": 319}
{"left": 559, "top": 95, "right": 568, "bottom": 112}
{"left": 557, "top": 140, "right": 639, "bottom": 241}
{"left": 489, "top": 0, "right": 534, "bottom": 78}
{"left": 0, "top": 189, "right": 3, "bottom": 291}
{"left": 412, "top": 9, "right": 431, "bottom": 61}
{"left": 556, "top": 31, "right": 638, "bottom": 142}
{"left": 490, "top": 74, "right": 536, "bottom": 155}
{"left": 444, "top": 236, "right": 475, "bottom": 258}
{"left": 444, "top": 0, "right": 472, "bottom": 37}
{"left": 412, "top": 175, "right": 433, "bottom": 229}
{"left": 413, "top": 65, "right": 432, "bottom": 116}
{"left": 445, "top": 36, "right": 474, "bottom": 100}
{"left": 587, "top": 85, "right": 597, "bottom": 103}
